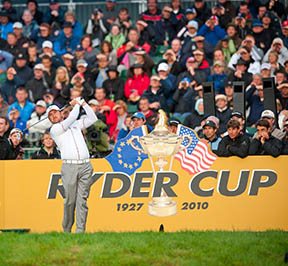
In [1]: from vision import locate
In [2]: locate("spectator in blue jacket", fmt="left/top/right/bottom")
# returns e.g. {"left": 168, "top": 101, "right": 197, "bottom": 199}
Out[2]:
{"left": 54, "top": 21, "right": 80, "bottom": 56}
{"left": 0, "top": 10, "right": 13, "bottom": 40}
{"left": 63, "top": 11, "right": 83, "bottom": 39}
{"left": 207, "top": 60, "right": 227, "bottom": 94}
{"left": 197, "top": 16, "right": 226, "bottom": 47}
{"left": 0, "top": 50, "right": 13, "bottom": 73}
{"left": 22, "top": 9, "right": 39, "bottom": 39}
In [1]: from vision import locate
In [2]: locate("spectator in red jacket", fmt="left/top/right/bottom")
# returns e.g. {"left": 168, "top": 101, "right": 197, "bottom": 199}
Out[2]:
{"left": 124, "top": 63, "right": 150, "bottom": 103}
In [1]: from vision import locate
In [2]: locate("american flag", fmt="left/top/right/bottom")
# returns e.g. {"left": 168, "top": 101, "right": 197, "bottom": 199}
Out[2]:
{"left": 174, "top": 125, "right": 217, "bottom": 174}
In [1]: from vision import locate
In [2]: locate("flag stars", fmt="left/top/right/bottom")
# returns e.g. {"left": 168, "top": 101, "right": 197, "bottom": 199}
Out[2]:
{"left": 124, "top": 163, "right": 128, "bottom": 168}
{"left": 117, "top": 147, "right": 122, "bottom": 152}
{"left": 129, "top": 164, "right": 133, "bottom": 169}
{"left": 117, "top": 154, "right": 122, "bottom": 158}
{"left": 137, "top": 156, "right": 141, "bottom": 162}
{"left": 119, "top": 160, "right": 123, "bottom": 165}
{"left": 120, "top": 142, "right": 125, "bottom": 147}
{"left": 134, "top": 162, "right": 138, "bottom": 167}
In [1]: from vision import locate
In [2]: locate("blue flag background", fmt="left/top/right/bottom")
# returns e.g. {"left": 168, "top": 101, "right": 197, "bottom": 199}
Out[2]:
{"left": 105, "top": 126, "right": 148, "bottom": 175}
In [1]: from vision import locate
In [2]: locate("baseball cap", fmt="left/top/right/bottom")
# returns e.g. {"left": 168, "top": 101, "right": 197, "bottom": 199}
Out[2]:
{"left": 215, "top": 94, "right": 227, "bottom": 102}
{"left": 261, "top": 63, "right": 271, "bottom": 70}
{"left": 75, "top": 44, "right": 84, "bottom": 52}
{"left": 261, "top": 110, "right": 275, "bottom": 119}
{"left": 63, "top": 21, "right": 73, "bottom": 28}
{"left": 252, "top": 19, "right": 263, "bottom": 27}
{"left": 13, "top": 22, "right": 23, "bottom": 29}
{"left": 185, "top": 8, "right": 196, "bottom": 14}
{"left": 187, "top": 20, "right": 198, "bottom": 30}
{"left": 282, "top": 20, "right": 288, "bottom": 28}
{"left": 150, "top": 75, "right": 161, "bottom": 81}
{"left": 134, "top": 48, "right": 146, "bottom": 55}
{"left": 157, "top": 62, "right": 169, "bottom": 72}
{"left": 77, "top": 59, "right": 88, "bottom": 68}
{"left": 42, "top": 40, "right": 53, "bottom": 49}
{"left": 231, "top": 111, "right": 244, "bottom": 119}
{"left": 36, "top": 100, "right": 46, "bottom": 108}
{"left": 9, "top": 128, "right": 23, "bottom": 139}
{"left": 47, "top": 105, "right": 60, "bottom": 114}
{"left": 213, "top": 60, "right": 224, "bottom": 67}
{"left": 16, "top": 52, "right": 27, "bottom": 60}
{"left": 203, "top": 120, "right": 216, "bottom": 128}
{"left": 34, "top": 63, "right": 45, "bottom": 71}
{"left": 88, "top": 99, "right": 99, "bottom": 106}
{"left": 225, "top": 80, "right": 233, "bottom": 87}
{"left": 131, "top": 112, "right": 146, "bottom": 121}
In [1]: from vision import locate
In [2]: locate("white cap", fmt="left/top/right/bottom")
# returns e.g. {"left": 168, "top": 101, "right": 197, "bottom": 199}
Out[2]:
{"left": 261, "top": 63, "right": 271, "bottom": 70}
{"left": 34, "top": 63, "right": 45, "bottom": 71}
{"left": 88, "top": 99, "right": 99, "bottom": 106}
{"left": 36, "top": 100, "right": 46, "bottom": 108}
{"left": 13, "top": 22, "right": 23, "bottom": 29}
{"left": 9, "top": 128, "right": 23, "bottom": 139}
{"left": 47, "top": 105, "right": 60, "bottom": 114}
{"left": 187, "top": 20, "right": 198, "bottom": 30}
{"left": 215, "top": 94, "right": 227, "bottom": 102}
{"left": 77, "top": 59, "right": 88, "bottom": 68}
{"left": 261, "top": 109, "right": 275, "bottom": 119}
{"left": 157, "top": 62, "right": 169, "bottom": 72}
{"left": 42, "top": 40, "right": 53, "bottom": 49}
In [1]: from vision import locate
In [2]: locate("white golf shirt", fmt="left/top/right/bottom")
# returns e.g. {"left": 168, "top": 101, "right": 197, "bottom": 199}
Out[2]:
{"left": 50, "top": 104, "right": 97, "bottom": 160}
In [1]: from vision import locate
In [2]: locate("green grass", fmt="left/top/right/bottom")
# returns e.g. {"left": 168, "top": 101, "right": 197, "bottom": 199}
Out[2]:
{"left": 0, "top": 231, "right": 287, "bottom": 266}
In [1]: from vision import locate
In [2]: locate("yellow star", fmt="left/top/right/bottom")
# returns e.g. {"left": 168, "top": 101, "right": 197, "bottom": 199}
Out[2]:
{"left": 120, "top": 142, "right": 125, "bottom": 147}
{"left": 117, "top": 154, "right": 122, "bottom": 158}
{"left": 129, "top": 164, "right": 133, "bottom": 169}
{"left": 119, "top": 160, "right": 123, "bottom": 165}
{"left": 117, "top": 147, "right": 122, "bottom": 152}
{"left": 137, "top": 156, "right": 141, "bottom": 162}
{"left": 124, "top": 163, "right": 128, "bottom": 168}
{"left": 134, "top": 162, "right": 138, "bottom": 167}
{"left": 126, "top": 139, "right": 132, "bottom": 145}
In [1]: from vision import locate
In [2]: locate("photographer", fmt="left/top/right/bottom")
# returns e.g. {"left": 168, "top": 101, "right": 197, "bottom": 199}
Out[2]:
{"left": 85, "top": 8, "right": 108, "bottom": 48}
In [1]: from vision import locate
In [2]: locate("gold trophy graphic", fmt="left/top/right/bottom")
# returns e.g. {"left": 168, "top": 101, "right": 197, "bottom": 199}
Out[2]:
{"left": 131, "top": 110, "right": 192, "bottom": 217}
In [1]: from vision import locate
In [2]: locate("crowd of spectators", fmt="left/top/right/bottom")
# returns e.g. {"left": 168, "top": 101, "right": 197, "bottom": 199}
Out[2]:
{"left": 0, "top": 0, "right": 288, "bottom": 160}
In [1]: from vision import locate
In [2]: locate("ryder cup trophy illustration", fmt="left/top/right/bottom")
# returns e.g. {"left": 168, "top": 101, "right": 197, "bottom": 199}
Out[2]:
{"left": 130, "top": 110, "right": 192, "bottom": 217}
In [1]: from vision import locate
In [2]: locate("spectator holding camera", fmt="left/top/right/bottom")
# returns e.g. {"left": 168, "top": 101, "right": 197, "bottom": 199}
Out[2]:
{"left": 263, "top": 38, "right": 288, "bottom": 66}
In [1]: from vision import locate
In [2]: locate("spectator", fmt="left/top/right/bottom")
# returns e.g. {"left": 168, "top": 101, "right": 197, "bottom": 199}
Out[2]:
{"left": 100, "top": 40, "right": 117, "bottom": 66}
{"left": 260, "top": 109, "right": 285, "bottom": 141}
{"left": 168, "top": 118, "right": 180, "bottom": 134}
{"left": 41, "top": 54, "right": 56, "bottom": 88}
{"left": 104, "top": 23, "right": 125, "bottom": 50}
{"left": 134, "top": 49, "right": 154, "bottom": 77}
{"left": 1, "top": 0, "right": 17, "bottom": 22}
{"left": 251, "top": 19, "right": 272, "bottom": 53}
{"left": 7, "top": 86, "right": 34, "bottom": 125}
{"left": 197, "top": 16, "right": 226, "bottom": 48}
{"left": 63, "top": 11, "right": 83, "bottom": 39}
{"left": 131, "top": 111, "right": 146, "bottom": 129}
{"left": 62, "top": 52, "right": 76, "bottom": 78}
{"left": 227, "top": 58, "right": 253, "bottom": 87}
{"left": 162, "top": 49, "right": 181, "bottom": 76}
{"left": 102, "top": 65, "right": 124, "bottom": 101}
{"left": 22, "top": 9, "right": 38, "bottom": 39}
{"left": 0, "top": 10, "right": 13, "bottom": 40}
{"left": 224, "top": 80, "right": 234, "bottom": 109}
{"left": 43, "top": 0, "right": 66, "bottom": 34}
{"left": 31, "top": 130, "right": 60, "bottom": 159}
{"left": 138, "top": 96, "right": 157, "bottom": 127}
{"left": 80, "top": 34, "right": 98, "bottom": 63}
{"left": 34, "top": 23, "right": 53, "bottom": 51}
{"left": 13, "top": 52, "right": 33, "bottom": 84}
{"left": 75, "top": 58, "right": 94, "bottom": 88}
{"left": 139, "top": 0, "right": 161, "bottom": 28}
{"left": 124, "top": 63, "right": 150, "bottom": 104}
{"left": 8, "top": 108, "right": 25, "bottom": 131}
{"left": 52, "top": 66, "right": 70, "bottom": 107}
{"left": 207, "top": 60, "right": 227, "bottom": 94}
{"left": 114, "top": 7, "right": 132, "bottom": 38}
{"left": 215, "top": 94, "right": 232, "bottom": 134}
{"left": 12, "top": 22, "right": 29, "bottom": 49}
{"left": 249, "top": 119, "right": 282, "bottom": 157}
{"left": 263, "top": 38, "right": 288, "bottom": 66}
{"left": 6, "top": 32, "right": 20, "bottom": 56}
{"left": 94, "top": 53, "right": 109, "bottom": 88}
{"left": 192, "top": 49, "right": 210, "bottom": 76}
{"left": 183, "top": 98, "right": 205, "bottom": 130}
{"left": 0, "top": 67, "right": 23, "bottom": 104}
{"left": 216, "top": 119, "right": 250, "bottom": 158}
{"left": 40, "top": 40, "right": 62, "bottom": 69}
{"left": 113, "top": 99, "right": 128, "bottom": 140}
{"left": 277, "top": 80, "right": 288, "bottom": 110}
{"left": 102, "top": 0, "right": 118, "bottom": 29}
{"left": 202, "top": 119, "right": 222, "bottom": 152}
{"left": 26, "top": 63, "right": 48, "bottom": 102}
{"left": 54, "top": 22, "right": 80, "bottom": 56}
{"left": 142, "top": 75, "right": 169, "bottom": 113}
{"left": 26, "top": 0, "right": 43, "bottom": 25}
{"left": 0, "top": 128, "right": 24, "bottom": 159}
{"left": 0, "top": 115, "right": 8, "bottom": 138}
{"left": 192, "top": 0, "right": 211, "bottom": 26}
{"left": 280, "top": 20, "right": 288, "bottom": 48}
{"left": 27, "top": 42, "right": 38, "bottom": 68}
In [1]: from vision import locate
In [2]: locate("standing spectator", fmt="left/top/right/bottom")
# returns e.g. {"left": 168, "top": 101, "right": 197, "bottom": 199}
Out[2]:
{"left": 7, "top": 87, "right": 34, "bottom": 125}
{"left": 22, "top": 9, "right": 38, "bottom": 39}
{"left": 249, "top": 119, "right": 282, "bottom": 157}
{"left": 54, "top": 22, "right": 80, "bottom": 56}
{"left": 1, "top": 0, "right": 17, "bottom": 22}
{"left": 280, "top": 20, "right": 288, "bottom": 49}
{"left": 26, "top": 0, "right": 43, "bottom": 25}
{"left": 102, "top": 65, "right": 124, "bottom": 101}
{"left": 102, "top": 0, "right": 118, "bottom": 30}
{"left": 114, "top": 7, "right": 132, "bottom": 38}
{"left": 31, "top": 130, "right": 60, "bottom": 159}
{"left": 192, "top": 0, "right": 211, "bottom": 26}
{"left": 216, "top": 119, "right": 250, "bottom": 158}
{"left": 64, "top": 11, "right": 83, "bottom": 39}
{"left": 26, "top": 63, "right": 48, "bottom": 102}
{"left": 43, "top": 0, "right": 66, "bottom": 35}
{"left": 0, "top": 10, "right": 13, "bottom": 40}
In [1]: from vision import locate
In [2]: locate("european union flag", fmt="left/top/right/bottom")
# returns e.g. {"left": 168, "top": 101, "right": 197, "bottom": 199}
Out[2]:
{"left": 105, "top": 126, "right": 148, "bottom": 175}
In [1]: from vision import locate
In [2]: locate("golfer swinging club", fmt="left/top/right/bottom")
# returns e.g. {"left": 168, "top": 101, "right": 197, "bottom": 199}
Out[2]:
{"left": 47, "top": 97, "right": 97, "bottom": 233}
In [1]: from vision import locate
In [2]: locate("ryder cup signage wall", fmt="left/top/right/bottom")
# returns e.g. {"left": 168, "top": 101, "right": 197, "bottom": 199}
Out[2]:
{"left": 0, "top": 116, "right": 287, "bottom": 232}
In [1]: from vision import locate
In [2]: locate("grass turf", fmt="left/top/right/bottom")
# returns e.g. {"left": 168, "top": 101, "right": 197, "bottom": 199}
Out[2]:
{"left": 0, "top": 231, "right": 287, "bottom": 266}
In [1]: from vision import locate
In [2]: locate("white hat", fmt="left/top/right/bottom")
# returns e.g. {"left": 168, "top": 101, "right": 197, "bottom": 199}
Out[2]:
{"left": 157, "top": 62, "right": 169, "bottom": 72}
{"left": 261, "top": 63, "right": 271, "bottom": 70}
{"left": 215, "top": 94, "right": 227, "bottom": 102}
{"left": 36, "top": 100, "right": 47, "bottom": 108}
{"left": 9, "top": 128, "right": 23, "bottom": 138}
{"left": 261, "top": 109, "right": 275, "bottom": 119}
{"left": 42, "top": 40, "right": 53, "bottom": 49}
{"left": 13, "top": 22, "right": 23, "bottom": 29}
{"left": 187, "top": 20, "right": 198, "bottom": 30}
{"left": 47, "top": 105, "right": 60, "bottom": 114}
{"left": 88, "top": 99, "right": 99, "bottom": 106}
{"left": 77, "top": 59, "right": 88, "bottom": 68}
{"left": 34, "top": 63, "right": 45, "bottom": 71}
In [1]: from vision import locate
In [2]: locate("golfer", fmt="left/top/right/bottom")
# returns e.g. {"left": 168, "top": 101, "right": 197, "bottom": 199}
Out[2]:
{"left": 47, "top": 97, "right": 97, "bottom": 233}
